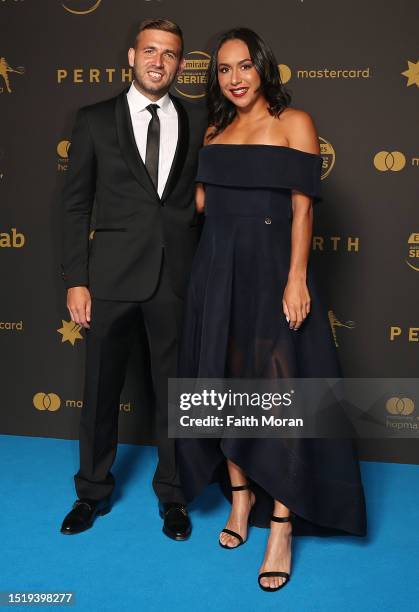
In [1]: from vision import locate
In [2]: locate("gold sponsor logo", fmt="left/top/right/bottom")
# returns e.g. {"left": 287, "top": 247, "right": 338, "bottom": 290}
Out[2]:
{"left": 278, "top": 64, "right": 291, "bottom": 84}
{"left": 312, "top": 236, "right": 360, "bottom": 252}
{"left": 319, "top": 138, "right": 335, "bottom": 179}
{"left": 0, "top": 320, "right": 23, "bottom": 331}
{"left": 406, "top": 233, "right": 419, "bottom": 272}
{"left": 374, "top": 150, "right": 406, "bottom": 171}
{"left": 276, "top": 65, "right": 370, "bottom": 83}
{"left": 401, "top": 60, "right": 419, "bottom": 87}
{"left": 0, "top": 228, "right": 25, "bottom": 248}
{"left": 57, "top": 319, "right": 84, "bottom": 346}
{"left": 57, "top": 140, "right": 71, "bottom": 171}
{"left": 328, "top": 310, "right": 355, "bottom": 348}
{"left": 389, "top": 327, "right": 419, "bottom": 342}
{"left": 33, "top": 393, "right": 61, "bottom": 412}
{"left": 386, "top": 396, "right": 418, "bottom": 431}
{"left": 296, "top": 67, "right": 371, "bottom": 80}
{"left": 64, "top": 399, "right": 133, "bottom": 412}
{"left": 33, "top": 389, "right": 134, "bottom": 413}
{"left": 57, "top": 140, "right": 71, "bottom": 158}
{"left": 62, "top": 0, "right": 102, "bottom": 15}
{"left": 57, "top": 67, "right": 132, "bottom": 84}
{"left": 175, "top": 51, "right": 210, "bottom": 99}
{"left": 0, "top": 57, "right": 24, "bottom": 94}
{"left": 386, "top": 397, "right": 415, "bottom": 416}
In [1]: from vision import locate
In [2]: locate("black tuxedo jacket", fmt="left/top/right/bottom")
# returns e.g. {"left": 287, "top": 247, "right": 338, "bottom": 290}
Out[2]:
{"left": 61, "top": 88, "right": 207, "bottom": 301}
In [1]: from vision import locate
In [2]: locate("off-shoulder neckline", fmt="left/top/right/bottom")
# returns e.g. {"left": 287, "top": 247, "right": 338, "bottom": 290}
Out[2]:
{"left": 202, "top": 143, "right": 321, "bottom": 158}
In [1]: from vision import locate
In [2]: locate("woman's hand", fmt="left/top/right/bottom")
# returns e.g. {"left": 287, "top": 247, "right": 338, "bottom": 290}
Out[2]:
{"left": 282, "top": 277, "right": 311, "bottom": 330}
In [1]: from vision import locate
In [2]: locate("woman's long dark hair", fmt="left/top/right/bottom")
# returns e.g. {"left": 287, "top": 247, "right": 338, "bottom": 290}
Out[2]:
{"left": 206, "top": 27, "right": 291, "bottom": 140}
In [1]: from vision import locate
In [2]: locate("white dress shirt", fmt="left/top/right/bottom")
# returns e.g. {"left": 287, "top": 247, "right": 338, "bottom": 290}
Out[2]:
{"left": 126, "top": 82, "right": 178, "bottom": 198}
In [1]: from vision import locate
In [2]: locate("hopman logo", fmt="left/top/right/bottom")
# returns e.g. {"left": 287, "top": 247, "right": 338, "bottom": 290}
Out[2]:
{"left": 33, "top": 393, "right": 61, "bottom": 412}
{"left": 175, "top": 51, "right": 210, "bottom": 99}
{"left": 0, "top": 228, "right": 25, "bottom": 248}
{"left": 401, "top": 60, "right": 419, "bottom": 87}
{"left": 374, "top": 150, "right": 406, "bottom": 172}
{"left": 389, "top": 326, "right": 419, "bottom": 342}
{"left": 312, "top": 236, "right": 360, "bottom": 252}
{"left": 57, "top": 319, "right": 84, "bottom": 345}
{"left": 406, "top": 233, "right": 419, "bottom": 272}
{"left": 319, "top": 137, "right": 335, "bottom": 179}
{"left": 0, "top": 57, "right": 24, "bottom": 93}
{"left": 0, "top": 320, "right": 23, "bottom": 331}
{"left": 57, "top": 140, "right": 71, "bottom": 171}
{"left": 61, "top": 0, "right": 102, "bottom": 15}
{"left": 328, "top": 310, "right": 355, "bottom": 348}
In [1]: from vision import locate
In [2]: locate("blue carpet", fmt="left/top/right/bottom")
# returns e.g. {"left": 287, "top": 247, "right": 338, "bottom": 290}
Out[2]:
{"left": 1, "top": 434, "right": 418, "bottom": 611}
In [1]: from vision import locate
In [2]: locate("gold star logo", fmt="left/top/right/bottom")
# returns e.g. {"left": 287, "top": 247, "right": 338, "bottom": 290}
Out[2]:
{"left": 401, "top": 60, "right": 419, "bottom": 87}
{"left": 57, "top": 319, "right": 84, "bottom": 346}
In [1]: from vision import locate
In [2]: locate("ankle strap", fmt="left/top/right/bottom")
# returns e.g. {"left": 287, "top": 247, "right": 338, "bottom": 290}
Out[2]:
{"left": 271, "top": 515, "right": 291, "bottom": 523}
{"left": 231, "top": 484, "right": 250, "bottom": 491}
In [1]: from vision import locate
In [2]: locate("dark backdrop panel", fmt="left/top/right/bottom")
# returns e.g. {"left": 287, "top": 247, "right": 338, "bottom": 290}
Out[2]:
{"left": 1, "top": 0, "right": 418, "bottom": 463}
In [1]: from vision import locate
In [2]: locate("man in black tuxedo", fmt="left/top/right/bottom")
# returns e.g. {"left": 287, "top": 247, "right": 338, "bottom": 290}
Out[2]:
{"left": 60, "top": 19, "right": 206, "bottom": 539}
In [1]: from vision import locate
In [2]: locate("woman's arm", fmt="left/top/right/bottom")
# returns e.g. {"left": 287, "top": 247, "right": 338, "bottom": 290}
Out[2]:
{"left": 282, "top": 111, "right": 320, "bottom": 330}
{"left": 195, "top": 126, "right": 216, "bottom": 213}
{"left": 195, "top": 182, "right": 205, "bottom": 213}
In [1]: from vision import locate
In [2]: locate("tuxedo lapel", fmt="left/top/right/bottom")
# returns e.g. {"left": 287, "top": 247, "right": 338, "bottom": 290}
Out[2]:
{"left": 115, "top": 90, "right": 158, "bottom": 201}
{"left": 161, "top": 95, "right": 190, "bottom": 203}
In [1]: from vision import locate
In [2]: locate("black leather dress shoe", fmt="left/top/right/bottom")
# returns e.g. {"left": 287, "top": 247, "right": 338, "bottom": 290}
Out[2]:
{"left": 60, "top": 498, "right": 111, "bottom": 535}
{"left": 159, "top": 502, "right": 191, "bottom": 541}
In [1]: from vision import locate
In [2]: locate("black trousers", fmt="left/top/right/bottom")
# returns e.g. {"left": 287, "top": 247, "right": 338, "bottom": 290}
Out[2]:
{"left": 74, "top": 255, "right": 185, "bottom": 504}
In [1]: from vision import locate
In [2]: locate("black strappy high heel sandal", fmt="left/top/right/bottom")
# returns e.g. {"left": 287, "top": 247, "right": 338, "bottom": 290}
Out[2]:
{"left": 219, "top": 484, "right": 255, "bottom": 549}
{"left": 258, "top": 514, "right": 292, "bottom": 592}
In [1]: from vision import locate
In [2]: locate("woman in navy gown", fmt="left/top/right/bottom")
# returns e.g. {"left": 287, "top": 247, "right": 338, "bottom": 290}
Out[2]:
{"left": 176, "top": 28, "right": 366, "bottom": 592}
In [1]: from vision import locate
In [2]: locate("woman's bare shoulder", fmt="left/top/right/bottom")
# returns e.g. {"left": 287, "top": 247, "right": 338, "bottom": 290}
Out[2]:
{"left": 278, "top": 107, "right": 319, "bottom": 153}
{"left": 279, "top": 106, "right": 315, "bottom": 126}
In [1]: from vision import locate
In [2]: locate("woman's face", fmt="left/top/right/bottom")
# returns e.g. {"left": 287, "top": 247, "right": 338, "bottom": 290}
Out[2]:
{"left": 217, "top": 39, "right": 262, "bottom": 109}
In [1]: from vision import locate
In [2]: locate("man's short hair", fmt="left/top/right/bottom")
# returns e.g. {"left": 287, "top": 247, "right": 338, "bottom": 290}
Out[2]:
{"left": 134, "top": 18, "right": 184, "bottom": 57}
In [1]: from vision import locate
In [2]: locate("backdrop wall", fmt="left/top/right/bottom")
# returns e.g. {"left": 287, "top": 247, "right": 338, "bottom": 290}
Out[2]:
{"left": 1, "top": 0, "right": 418, "bottom": 463}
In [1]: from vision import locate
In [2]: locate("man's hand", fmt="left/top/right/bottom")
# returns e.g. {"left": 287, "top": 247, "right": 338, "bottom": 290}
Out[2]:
{"left": 67, "top": 286, "right": 91, "bottom": 329}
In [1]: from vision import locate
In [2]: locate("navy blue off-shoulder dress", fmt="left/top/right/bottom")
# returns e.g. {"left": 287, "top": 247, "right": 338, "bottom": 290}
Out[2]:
{"left": 176, "top": 144, "right": 367, "bottom": 537}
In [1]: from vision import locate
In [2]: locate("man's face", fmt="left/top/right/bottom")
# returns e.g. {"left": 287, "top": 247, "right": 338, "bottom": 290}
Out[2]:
{"left": 128, "top": 28, "right": 185, "bottom": 99}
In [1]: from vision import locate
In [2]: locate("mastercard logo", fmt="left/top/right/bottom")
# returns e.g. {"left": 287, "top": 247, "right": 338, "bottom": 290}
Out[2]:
{"left": 57, "top": 140, "right": 71, "bottom": 159}
{"left": 386, "top": 397, "right": 415, "bottom": 416}
{"left": 374, "top": 151, "right": 406, "bottom": 172}
{"left": 33, "top": 392, "right": 61, "bottom": 412}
